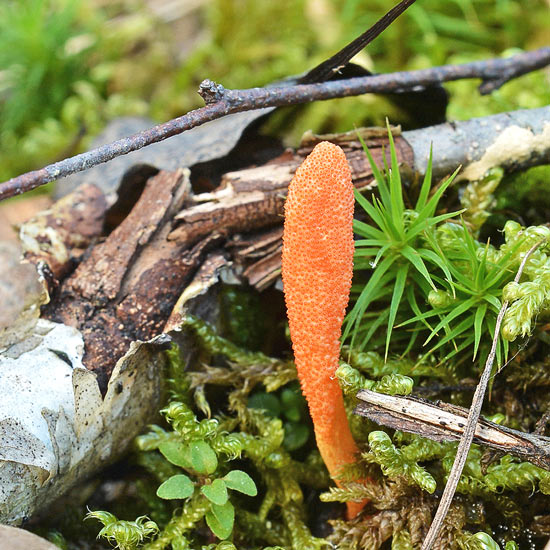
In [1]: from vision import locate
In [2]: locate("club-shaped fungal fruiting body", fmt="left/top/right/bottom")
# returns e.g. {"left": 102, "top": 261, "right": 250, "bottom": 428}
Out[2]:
{"left": 282, "top": 141, "right": 364, "bottom": 518}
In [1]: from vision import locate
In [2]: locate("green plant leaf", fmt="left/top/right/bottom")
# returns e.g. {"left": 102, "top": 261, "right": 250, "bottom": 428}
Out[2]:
{"left": 190, "top": 440, "right": 218, "bottom": 475}
{"left": 357, "top": 134, "right": 389, "bottom": 207}
{"left": 280, "top": 386, "right": 305, "bottom": 422}
{"left": 483, "top": 294, "right": 502, "bottom": 311}
{"left": 459, "top": 532, "right": 502, "bottom": 550}
{"left": 156, "top": 474, "right": 194, "bottom": 500}
{"left": 386, "top": 123, "right": 406, "bottom": 225}
{"left": 247, "top": 392, "right": 281, "bottom": 418}
{"left": 223, "top": 470, "right": 258, "bottom": 496}
{"left": 371, "top": 243, "right": 391, "bottom": 270}
{"left": 358, "top": 308, "right": 390, "bottom": 353}
{"left": 283, "top": 422, "right": 310, "bottom": 451}
{"left": 343, "top": 253, "right": 396, "bottom": 347}
{"left": 405, "top": 283, "right": 435, "bottom": 332}
{"left": 385, "top": 263, "right": 409, "bottom": 359}
{"left": 424, "top": 297, "right": 478, "bottom": 346}
{"left": 401, "top": 245, "right": 436, "bottom": 290}
{"left": 418, "top": 248, "right": 454, "bottom": 289}
{"left": 473, "top": 303, "right": 488, "bottom": 359}
{"left": 407, "top": 210, "right": 464, "bottom": 241}
{"left": 428, "top": 316, "right": 474, "bottom": 357}
{"left": 415, "top": 145, "right": 433, "bottom": 211}
{"left": 418, "top": 166, "right": 460, "bottom": 219}
{"left": 206, "top": 501, "right": 235, "bottom": 540}
{"left": 375, "top": 197, "right": 401, "bottom": 240}
{"left": 158, "top": 440, "right": 192, "bottom": 468}
{"left": 353, "top": 191, "right": 387, "bottom": 232}
{"left": 201, "top": 479, "right": 228, "bottom": 505}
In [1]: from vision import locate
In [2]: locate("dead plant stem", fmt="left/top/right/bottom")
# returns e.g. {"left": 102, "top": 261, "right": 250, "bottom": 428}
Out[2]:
{"left": 421, "top": 239, "right": 546, "bottom": 550}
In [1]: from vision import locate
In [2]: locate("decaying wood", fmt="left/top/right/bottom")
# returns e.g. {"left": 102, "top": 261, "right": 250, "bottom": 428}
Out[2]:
{"left": 355, "top": 389, "right": 550, "bottom": 471}
{"left": 21, "top": 107, "right": 550, "bottom": 395}
{"left": 23, "top": 128, "right": 412, "bottom": 391}
{"left": 21, "top": 183, "right": 108, "bottom": 281}
{"left": 40, "top": 170, "right": 220, "bottom": 391}
{"left": 227, "top": 227, "right": 284, "bottom": 290}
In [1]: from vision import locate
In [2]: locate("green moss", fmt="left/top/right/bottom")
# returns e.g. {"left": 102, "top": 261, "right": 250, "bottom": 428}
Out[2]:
{"left": 86, "top": 320, "right": 334, "bottom": 550}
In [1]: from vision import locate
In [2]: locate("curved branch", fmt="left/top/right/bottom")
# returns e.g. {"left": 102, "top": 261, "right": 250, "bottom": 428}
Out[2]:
{"left": 0, "top": 47, "right": 548, "bottom": 201}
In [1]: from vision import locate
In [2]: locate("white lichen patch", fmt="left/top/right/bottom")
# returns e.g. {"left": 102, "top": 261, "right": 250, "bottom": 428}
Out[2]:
{"left": 461, "top": 122, "right": 550, "bottom": 182}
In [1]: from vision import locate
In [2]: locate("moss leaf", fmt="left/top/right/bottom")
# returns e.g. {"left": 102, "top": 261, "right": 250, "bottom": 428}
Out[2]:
{"left": 190, "top": 440, "right": 218, "bottom": 475}
{"left": 206, "top": 501, "right": 235, "bottom": 540}
{"left": 201, "top": 479, "right": 229, "bottom": 505}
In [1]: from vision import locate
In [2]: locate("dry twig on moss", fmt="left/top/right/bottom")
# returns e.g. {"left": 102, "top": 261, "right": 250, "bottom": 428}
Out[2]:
{"left": 0, "top": 47, "right": 548, "bottom": 201}
{"left": 420, "top": 241, "right": 546, "bottom": 550}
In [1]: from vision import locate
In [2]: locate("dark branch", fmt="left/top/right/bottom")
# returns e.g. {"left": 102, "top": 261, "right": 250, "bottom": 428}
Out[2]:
{"left": 1, "top": 47, "right": 548, "bottom": 202}
{"left": 298, "top": 0, "right": 418, "bottom": 84}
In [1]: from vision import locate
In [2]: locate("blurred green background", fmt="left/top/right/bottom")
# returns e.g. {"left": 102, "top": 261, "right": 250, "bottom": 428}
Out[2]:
{"left": 0, "top": 0, "right": 548, "bottom": 182}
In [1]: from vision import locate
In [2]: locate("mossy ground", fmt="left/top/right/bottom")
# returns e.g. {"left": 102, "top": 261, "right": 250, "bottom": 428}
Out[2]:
{"left": 6, "top": 1, "right": 550, "bottom": 548}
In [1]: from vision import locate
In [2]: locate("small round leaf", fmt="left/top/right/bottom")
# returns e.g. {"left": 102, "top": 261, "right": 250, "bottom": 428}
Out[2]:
{"left": 283, "top": 422, "right": 309, "bottom": 451}
{"left": 205, "top": 502, "right": 234, "bottom": 539}
{"left": 201, "top": 479, "right": 228, "bottom": 505}
{"left": 156, "top": 474, "right": 194, "bottom": 500}
{"left": 247, "top": 393, "right": 281, "bottom": 418}
{"left": 158, "top": 441, "right": 191, "bottom": 468}
{"left": 223, "top": 470, "right": 257, "bottom": 496}
{"left": 190, "top": 440, "right": 218, "bottom": 474}
{"left": 280, "top": 387, "right": 306, "bottom": 422}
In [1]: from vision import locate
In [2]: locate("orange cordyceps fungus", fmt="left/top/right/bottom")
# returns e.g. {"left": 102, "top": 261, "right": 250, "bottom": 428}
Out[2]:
{"left": 282, "top": 141, "right": 364, "bottom": 519}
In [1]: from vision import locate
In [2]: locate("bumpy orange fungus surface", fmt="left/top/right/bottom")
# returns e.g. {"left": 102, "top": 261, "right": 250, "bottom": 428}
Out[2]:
{"left": 282, "top": 141, "right": 364, "bottom": 518}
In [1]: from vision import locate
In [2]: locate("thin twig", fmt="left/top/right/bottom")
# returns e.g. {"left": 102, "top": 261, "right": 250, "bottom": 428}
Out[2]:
{"left": 421, "top": 239, "right": 546, "bottom": 550}
{"left": 0, "top": 47, "right": 549, "bottom": 202}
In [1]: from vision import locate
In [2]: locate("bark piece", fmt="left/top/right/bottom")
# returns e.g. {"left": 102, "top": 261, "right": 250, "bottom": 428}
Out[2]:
{"left": 405, "top": 106, "right": 550, "bottom": 179}
{"left": 20, "top": 183, "right": 107, "bottom": 281}
{"left": 188, "top": 108, "right": 550, "bottom": 288}
{"left": 355, "top": 389, "right": 550, "bottom": 470}
{"left": 230, "top": 227, "right": 284, "bottom": 291}
{"left": 0, "top": 242, "right": 44, "bottom": 329}
{"left": 169, "top": 188, "right": 285, "bottom": 246}
{"left": 43, "top": 170, "right": 196, "bottom": 391}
